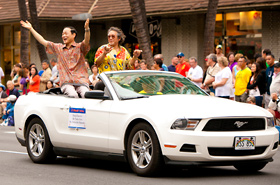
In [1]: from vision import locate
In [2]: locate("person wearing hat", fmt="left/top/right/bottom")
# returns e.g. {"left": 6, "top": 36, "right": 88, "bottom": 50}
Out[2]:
{"left": 175, "top": 52, "right": 190, "bottom": 77}
{"left": 0, "top": 84, "right": 8, "bottom": 120}
{"left": 216, "top": 45, "right": 224, "bottom": 58}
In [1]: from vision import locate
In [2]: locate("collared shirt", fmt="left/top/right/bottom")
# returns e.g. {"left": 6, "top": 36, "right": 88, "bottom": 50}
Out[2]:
{"left": 46, "top": 41, "right": 90, "bottom": 87}
{"left": 95, "top": 44, "right": 132, "bottom": 73}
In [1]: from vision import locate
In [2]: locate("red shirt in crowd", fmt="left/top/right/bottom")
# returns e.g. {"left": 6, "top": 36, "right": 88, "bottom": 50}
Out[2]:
{"left": 176, "top": 62, "right": 190, "bottom": 77}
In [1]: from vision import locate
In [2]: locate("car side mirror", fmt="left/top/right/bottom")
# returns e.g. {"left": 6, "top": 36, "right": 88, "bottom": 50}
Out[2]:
{"left": 85, "top": 90, "right": 110, "bottom": 100}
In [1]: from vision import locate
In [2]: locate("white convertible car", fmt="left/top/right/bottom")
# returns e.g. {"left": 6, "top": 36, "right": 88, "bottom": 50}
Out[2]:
{"left": 15, "top": 71, "right": 279, "bottom": 176}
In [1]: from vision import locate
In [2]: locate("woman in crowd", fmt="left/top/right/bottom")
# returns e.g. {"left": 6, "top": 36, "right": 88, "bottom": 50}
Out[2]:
{"left": 19, "top": 69, "right": 28, "bottom": 95}
{"left": 11, "top": 63, "right": 22, "bottom": 89}
{"left": 89, "top": 64, "right": 99, "bottom": 87}
{"left": 29, "top": 67, "right": 40, "bottom": 93}
{"left": 46, "top": 80, "right": 54, "bottom": 90}
{"left": 153, "top": 58, "right": 164, "bottom": 71}
{"left": 247, "top": 62, "right": 266, "bottom": 107}
{"left": 212, "top": 56, "right": 232, "bottom": 99}
{"left": 227, "top": 52, "right": 237, "bottom": 72}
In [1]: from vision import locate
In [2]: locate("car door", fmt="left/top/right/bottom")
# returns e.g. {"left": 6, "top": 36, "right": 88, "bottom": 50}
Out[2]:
{"left": 52, "top": 96, "right": 113, "bottom": 153}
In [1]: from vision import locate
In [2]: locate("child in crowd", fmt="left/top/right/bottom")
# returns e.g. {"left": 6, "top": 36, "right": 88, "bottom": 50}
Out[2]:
{"left": 246, "top": 96, "right": 256, "bottom": 105}
{"left": 0, "top": 95, "right": 17, "bottom": 126}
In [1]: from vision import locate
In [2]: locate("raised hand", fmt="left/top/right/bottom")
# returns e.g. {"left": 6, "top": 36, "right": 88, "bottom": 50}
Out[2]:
{"left": 84, "top": 18, "right": 90, "bottom": 30}
{"left": 103, "top": 45, "right": 113, "bottom": 54}
{"left": 20, "top": 20, "right": 32, "bottom": 30}
{"left": 133, "top": 49, "right": 142, "bottom": 58}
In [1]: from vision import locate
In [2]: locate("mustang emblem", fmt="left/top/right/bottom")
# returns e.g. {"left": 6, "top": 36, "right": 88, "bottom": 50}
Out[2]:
{"left": 234, "top": 121, "right": 248, "bottom": 128}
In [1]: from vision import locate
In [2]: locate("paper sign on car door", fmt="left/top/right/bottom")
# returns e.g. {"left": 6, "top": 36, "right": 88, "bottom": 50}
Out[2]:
{"left": 68, "top": 108, "right": 86, "bottom": 129}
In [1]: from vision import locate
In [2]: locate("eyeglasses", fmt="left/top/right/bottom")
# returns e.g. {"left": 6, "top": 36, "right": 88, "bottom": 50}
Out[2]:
{"left": 108, "top": 35, "right": 116, "bottom": 39}
{"left": 177, "top": 56, "right": 182, "bottom": 58}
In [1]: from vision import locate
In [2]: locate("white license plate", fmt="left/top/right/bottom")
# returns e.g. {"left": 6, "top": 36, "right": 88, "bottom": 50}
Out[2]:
{"left": 234, "top": 136, "right": 255, "bottom": 150}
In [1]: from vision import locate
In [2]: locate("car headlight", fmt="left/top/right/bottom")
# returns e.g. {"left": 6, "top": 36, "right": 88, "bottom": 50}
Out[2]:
{"left": 267, "top": 117, "right": 275, "bottom": 128}
{"left": 171, "top": 118, "right": 200, "bottom": 130}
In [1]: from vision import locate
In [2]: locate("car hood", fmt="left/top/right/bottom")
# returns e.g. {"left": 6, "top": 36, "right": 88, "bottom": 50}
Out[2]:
{"left": 129, "top": 95, "right": 271, "bottom": 119}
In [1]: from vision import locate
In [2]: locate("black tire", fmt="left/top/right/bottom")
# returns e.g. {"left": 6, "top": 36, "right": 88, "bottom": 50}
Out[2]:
{"left": 127, "top": 122, "right": 163, "bottom": 176}
{"left": 234, "top": 162, "right": 267, "bottom": 172}
{"left": 26, "top": 118, "right": 56, "bottom": 163}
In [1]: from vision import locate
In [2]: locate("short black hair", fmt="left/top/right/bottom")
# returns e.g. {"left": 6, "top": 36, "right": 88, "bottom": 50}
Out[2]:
{"left": 266, "top": 54, "right": 275, "bottom": 59}
{"left": 64, "top": 26, "right": 77, "bottom": 39}
{"left": 263, "top": 49, "right": 271, "bottom": 55}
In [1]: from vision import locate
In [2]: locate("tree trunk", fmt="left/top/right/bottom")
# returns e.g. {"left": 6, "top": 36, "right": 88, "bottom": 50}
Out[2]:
{"left": 128, "top": 0, "right": 153, "bottom": 69}
{"left": 203, "top": 0, "right": 219, "bottom": 66}
{"left": 28, "top": 0, "right": 48, "bottom": 63}
{"left": 17, "top": 0, "right": 29, "bottom": 67}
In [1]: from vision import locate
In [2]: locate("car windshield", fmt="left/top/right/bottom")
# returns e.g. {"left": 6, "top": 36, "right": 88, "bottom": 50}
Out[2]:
{"left": 106, "top": 71, "right": 207, "bottom": 100}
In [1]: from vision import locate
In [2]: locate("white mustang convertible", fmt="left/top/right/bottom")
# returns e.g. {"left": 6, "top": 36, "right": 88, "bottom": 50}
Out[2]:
{"left": 15, "top": 70, "right": 279, "bottom": 176}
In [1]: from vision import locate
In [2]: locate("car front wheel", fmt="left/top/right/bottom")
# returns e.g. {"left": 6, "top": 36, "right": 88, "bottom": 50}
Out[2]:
{"left": 127, "top": 122, "right": 163, "bottom": 176}
{"left": 26, "top": 118, "right": 56, "bottom": 163}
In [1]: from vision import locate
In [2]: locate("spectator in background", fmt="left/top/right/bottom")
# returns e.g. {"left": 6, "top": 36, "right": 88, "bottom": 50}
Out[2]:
{"left": 29, "top": 67, "right": 40, "bottom": 93}
{"left": 265, "top": 54, "right": 275, "bottom": 108}
{"left": 187, "top": 57, "right": 203, "bottom": 87}
{"left": 140, "top": 60, "right": 148, "bottom": 70}
{"left": 227, "top": 52, "right": 237, "bottom": 72}
{"left": 270, "top": 62, "right": 280, "bottom": 96}
{"left": 1, "top": 95, "right": 17, "bottom": 126}
{"left": 134, "top": 59, "right": 141, "bottom": 70}
{"left": 153, "top": 58, "right": 163, "bottom": 71}
{"left": 89, "top": 64, "right": 99, "bottom": 87}
{"left": 50, "top": 58, "right": 60, "bottom": 87}
{"left": 176, "top": 52, "right": 190, "bottom": 77}
{"left": 154, "top": 54, "right": 168, "bottom": 71}
{"left": 235, "top": 57, "right": 251, "bottom": 102}
{"left": 268, "top": 92, "right": 280, "bottom": 123}
{"left": 215, "top": 45, "right": 224, "bottom": 58}
{"left": 11, "top": 63, "right": 22, "bottom": 89}
{"left": 85, "top": 59, "right": 92, "bottom": 76}
{"left": 5, "top": 81, "right": 20, "bottom": 98}
{"left": 0, "top": 65, "right": 4, "bottom": 80}
{"left": 0, "top": 84, "right": 8, "bottom": 120}
{"left": 39, "top": 60, "right": 52, "bottom": 92}
{"left": 201, "top": 53, "right": 221, "bottom": 93}
{"left": 262, "top": 49, "right": 271, "bottom": 68}
{"left": 46, "top": 80, "right": 54, "bottom": 90}
{"left": 247, "top": 62, "right": 266, "bottom": 107}
{"left": 168, "top": 56, "right": 178, "bottom": 72}
{"left": 246, "top": 96, "right": 256, "bottom": 105}
{"left": 212, "top": 56, "right": 232, "bottom": 99}
{"left": 19, "top": 69, "right": 28, "bottom": 95}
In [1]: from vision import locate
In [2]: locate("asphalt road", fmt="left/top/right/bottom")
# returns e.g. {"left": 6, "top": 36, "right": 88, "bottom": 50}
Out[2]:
{"left": 1, "top": 126, "right": 280, "bottom": 185}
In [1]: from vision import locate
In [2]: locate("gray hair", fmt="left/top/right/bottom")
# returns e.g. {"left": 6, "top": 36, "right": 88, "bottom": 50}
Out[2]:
{"left": 108, "top": 27, "right": 126, "bottom": 45}
{"left": 189, "top": 57, "right": 197, "bottom": 62}
{"left": 154, "top": 54, "right": 164, "bottom": 61}
{"left": 207, "top": 53, "right": 217, "bottom": 63}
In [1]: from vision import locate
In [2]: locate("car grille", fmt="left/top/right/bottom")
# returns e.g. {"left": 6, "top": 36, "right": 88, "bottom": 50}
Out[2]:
{"left": 208, "top": 146, "right": 267, "bottom": 156}
{"left": 202, "top": 118, "right": 265, "bottom": 131}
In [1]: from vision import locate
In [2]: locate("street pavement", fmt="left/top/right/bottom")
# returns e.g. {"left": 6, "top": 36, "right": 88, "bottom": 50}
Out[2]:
{"left": 1, "top": 126, "right": 279, "bottom": 185}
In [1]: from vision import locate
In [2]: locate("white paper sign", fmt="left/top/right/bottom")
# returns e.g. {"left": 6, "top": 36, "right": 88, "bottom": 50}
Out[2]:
{"left": 68, "top": 108, "right": 86, "bottom": 129}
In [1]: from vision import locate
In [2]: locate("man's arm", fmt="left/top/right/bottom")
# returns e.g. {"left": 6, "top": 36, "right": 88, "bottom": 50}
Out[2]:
{"left": 20, "top": 20, "right": 48, "bottom": 47}
{"left": 83, "top": 18, "right": 90, "bottom": 45}
{"left": 129, "top": 50, "right": 142, "bottom": 66}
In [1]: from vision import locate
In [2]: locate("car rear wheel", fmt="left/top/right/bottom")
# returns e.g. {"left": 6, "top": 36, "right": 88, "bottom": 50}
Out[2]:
{"left": 127, "top": 122, "right": 163, "bottom": 176}
{"left": 234, "top": 162, "right": 267, "bottom": 172}
{"left": 26, "top": 118, "right": 56, "bottom": 163}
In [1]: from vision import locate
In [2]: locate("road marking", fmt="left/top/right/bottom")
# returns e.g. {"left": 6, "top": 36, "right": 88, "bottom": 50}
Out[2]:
{"left": 4, "top": 131, "right": 16, "bottom": 134}
{"left": 0, "top": 150, "right": 27, "bottom": 155}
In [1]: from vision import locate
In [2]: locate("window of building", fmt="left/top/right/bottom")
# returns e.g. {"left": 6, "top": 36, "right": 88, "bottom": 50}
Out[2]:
{"left": 215, "top": 11, "right": 262, "bottom": 60}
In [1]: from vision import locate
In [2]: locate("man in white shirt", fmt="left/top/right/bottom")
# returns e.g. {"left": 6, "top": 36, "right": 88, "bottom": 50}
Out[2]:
{"left": 50, "top": 58, "right": 59, "bottom": 87}
{"left": 187, "top": 57, "right": 203, "bottom": 87}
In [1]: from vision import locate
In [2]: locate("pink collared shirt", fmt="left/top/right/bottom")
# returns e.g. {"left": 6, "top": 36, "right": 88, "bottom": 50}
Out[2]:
{"left": 46, "top": 41, "right": 90, "bottom": 87}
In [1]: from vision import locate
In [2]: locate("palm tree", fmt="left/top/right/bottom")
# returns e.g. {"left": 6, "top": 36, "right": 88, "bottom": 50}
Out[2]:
{"left": 128, "top": 0, "right": 153, "bottom": 69}
{"left": 17, "top": 0, "right": 29, "bottom": 67}
{"left": 203, "top": 0, "right": 219, "bottom": 65}
{"left": 28, "top": 0, "right": 48, "bottom": 63}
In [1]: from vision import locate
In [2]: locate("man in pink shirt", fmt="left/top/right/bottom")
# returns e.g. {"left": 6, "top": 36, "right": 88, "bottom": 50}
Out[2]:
{"left": 20, "top": 19, "right": 91, "bottom": 98}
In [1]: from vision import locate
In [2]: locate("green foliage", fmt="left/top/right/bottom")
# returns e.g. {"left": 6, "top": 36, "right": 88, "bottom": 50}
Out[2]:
{"left": 86, "top": 47, "right": 98, "bottom": 67}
